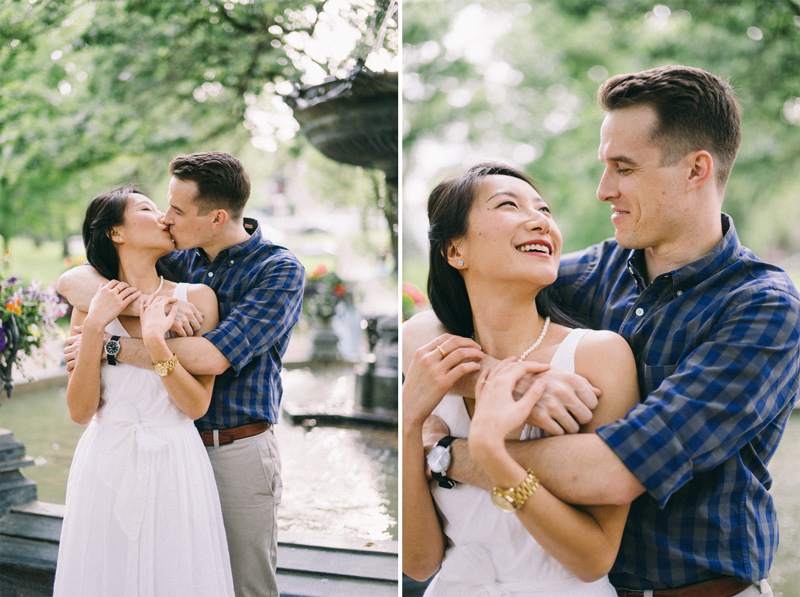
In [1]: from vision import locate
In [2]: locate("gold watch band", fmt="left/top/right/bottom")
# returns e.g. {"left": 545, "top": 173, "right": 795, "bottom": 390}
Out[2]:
{"left": 490, "top": 469, "right": 541, "bottom": 512}
{"left": 152, "top": 353, "right": 179, "bottom": 377}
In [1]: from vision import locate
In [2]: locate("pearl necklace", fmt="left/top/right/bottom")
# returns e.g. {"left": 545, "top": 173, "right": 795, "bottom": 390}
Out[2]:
{"left": 518, "top": 316, "right": 550, "bottom": 361}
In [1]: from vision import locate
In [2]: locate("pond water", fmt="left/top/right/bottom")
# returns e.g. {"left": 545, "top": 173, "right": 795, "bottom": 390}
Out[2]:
{"left": 0, "top": 365, "right": 398, "bottom": 543}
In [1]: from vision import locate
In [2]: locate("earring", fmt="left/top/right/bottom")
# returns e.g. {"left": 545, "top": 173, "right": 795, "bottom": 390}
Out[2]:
{"left": 457, "top": 260, "right": 464, "bottom": 267}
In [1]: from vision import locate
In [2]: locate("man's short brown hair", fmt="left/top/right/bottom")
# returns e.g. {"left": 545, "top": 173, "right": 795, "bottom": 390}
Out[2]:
{"left": 598, "top": 65, "right": 741, "bottom": 189}
{"left": 169, "top": 151, "right": 251, "bottom": 218}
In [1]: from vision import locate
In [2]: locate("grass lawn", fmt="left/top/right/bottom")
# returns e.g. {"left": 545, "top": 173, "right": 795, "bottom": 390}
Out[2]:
{"left": 3, "top": 237, "right": 76, "bottom": 288}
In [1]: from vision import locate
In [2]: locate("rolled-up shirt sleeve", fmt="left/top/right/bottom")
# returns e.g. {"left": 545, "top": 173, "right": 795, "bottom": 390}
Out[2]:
{"left": 204, "top": 253, "right": 304, "bottom": 375}
{"left": 597, "top": 282, "right": 800, "bottom": 507}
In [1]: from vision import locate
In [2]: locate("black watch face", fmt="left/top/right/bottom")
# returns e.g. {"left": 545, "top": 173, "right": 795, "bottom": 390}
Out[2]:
{"left": 105, "top": 340, "right": 120, "bottom": 356}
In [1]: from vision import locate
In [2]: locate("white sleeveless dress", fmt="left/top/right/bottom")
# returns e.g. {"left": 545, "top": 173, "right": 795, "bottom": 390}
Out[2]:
{"left": 54, "top": 283, "right": 234, "bottom": 597}
{"left": 425, "top": 328, "right": 617, "bottom": 597}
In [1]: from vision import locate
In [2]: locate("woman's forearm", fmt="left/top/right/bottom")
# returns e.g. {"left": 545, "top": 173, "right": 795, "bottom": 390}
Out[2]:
{"left": 144, "top": 335, "right": 214, "bottom": 420}
{"left": 469, "top": 433, "right": 627, "bottom": 582}
{"left": 65, "top": 323, "right": 104, "bottom": 425}
{"left": 402, "top": 422, "right": 446, "bottom": 582}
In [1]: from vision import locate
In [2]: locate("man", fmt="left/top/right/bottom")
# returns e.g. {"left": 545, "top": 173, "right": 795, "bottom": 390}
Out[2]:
{"left": 403, "top": 66, "right": 800, "bottom": 596}
{"left": 59, "top": 151, "right": 304, "bottom": 597}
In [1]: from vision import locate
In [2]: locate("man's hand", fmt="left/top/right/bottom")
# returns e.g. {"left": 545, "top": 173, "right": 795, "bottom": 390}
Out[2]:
{"left": 63, "top": 326, "right": 107, "bottom": 372}
{"left": 163, "top": 299, "right": 204, "bottom": 337}
{"left": 421, "top": 414, "right": 450, "bottom": 481}
{"left": 64, "top": 331, "right": 81, "bottom": 372}
{"left": 515, "top": 366, "right": 601, "bottom": 435}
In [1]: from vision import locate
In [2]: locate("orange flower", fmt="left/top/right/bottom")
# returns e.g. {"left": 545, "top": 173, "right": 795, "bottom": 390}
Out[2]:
{"left": 333, "top": 283, "right": 346, "bottom": 297}
{"left": 310, "top": 263, "right": 328, "bottom": 280}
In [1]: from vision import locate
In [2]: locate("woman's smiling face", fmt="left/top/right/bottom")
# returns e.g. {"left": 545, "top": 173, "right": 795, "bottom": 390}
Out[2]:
{"left": 452, "top": 174, "right": 561, "bottom": 288}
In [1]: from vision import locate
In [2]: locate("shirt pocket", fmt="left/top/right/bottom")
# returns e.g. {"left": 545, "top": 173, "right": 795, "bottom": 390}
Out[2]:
{"left": 640, "top": 363, "right": 678, "bottom": 397}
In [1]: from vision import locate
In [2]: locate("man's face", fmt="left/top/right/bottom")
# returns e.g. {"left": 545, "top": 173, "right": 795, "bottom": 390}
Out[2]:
{"left": 164, "top": 176, "right": 213, "bottom": 251}
{"left": 596, "top": 105, "right": 691, "bottom": 255}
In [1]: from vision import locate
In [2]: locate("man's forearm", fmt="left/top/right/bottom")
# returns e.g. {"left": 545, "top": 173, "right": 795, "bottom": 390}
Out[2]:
{"left": 58, "top": 265, "right": 106, "bottom": 311}
{"left": 450, "top": 434, "right": 642, "bottom": 505}
{"left": 119, "top": 336, "right": 230, "bottom": 376}
{"left": 58, "top": 265, "right": 141, "bottom": 316}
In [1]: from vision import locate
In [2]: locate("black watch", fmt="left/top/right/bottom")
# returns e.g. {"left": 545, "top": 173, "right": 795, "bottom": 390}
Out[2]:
{"left": 427, "top": 435, "right": 457, "bottom": 489}
{"left": 105, "top": 335, "right": 121, "bottom": 366}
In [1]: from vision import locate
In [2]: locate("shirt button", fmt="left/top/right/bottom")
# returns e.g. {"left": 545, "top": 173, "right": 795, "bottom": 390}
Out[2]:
{"left": 635, "top": 307, "right": 644, "bottom": 317}
{"left": 676, "top": 290, "right": 683, "bottom": 296}
{"left": 207, "top": 272, "right": 214, "bottom": 278}
{"left": 229, "top": 260, "right": 235, "bottom": 265}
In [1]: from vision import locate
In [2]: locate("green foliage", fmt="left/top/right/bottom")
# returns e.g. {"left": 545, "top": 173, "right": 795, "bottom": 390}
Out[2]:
{"left": 1, "top": 0, "right": 398, "bottom": 263}
{"left": 1, "top": 250, "right": 68, "bottom": 379}
{"left": 403, "top": 0, "right": 800, "bottom": 272}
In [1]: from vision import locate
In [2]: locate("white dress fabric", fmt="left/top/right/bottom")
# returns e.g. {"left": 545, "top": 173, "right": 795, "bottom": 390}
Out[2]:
{"left": 54, "top": 283, "right": 234, "bottom": 597}
{"left": 425, "top": 328, "right": 617, "bottom": 597}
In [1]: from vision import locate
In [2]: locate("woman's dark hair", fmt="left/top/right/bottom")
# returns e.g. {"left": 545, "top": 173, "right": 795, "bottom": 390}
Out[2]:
{"left": 427, "top": 162, "right": 583, "bottom": 338}
{"left": 82, "top": 186, "right": 143, "bottom": 281}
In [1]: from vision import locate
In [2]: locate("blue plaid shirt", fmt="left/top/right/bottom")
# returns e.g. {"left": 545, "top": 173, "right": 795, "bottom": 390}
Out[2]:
{"left": 553, "top": 215, "right": 800, "bottom": 589}
{"left": 160, "top": 218, "right": 304, "bottom": 429}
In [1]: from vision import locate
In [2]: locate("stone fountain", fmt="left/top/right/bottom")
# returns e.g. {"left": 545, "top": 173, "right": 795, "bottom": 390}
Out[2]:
{"left": 285, "top": 64, "right": 398, "bottom": 419}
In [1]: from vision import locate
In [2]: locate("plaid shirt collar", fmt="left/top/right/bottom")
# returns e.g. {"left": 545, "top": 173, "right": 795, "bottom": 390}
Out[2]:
{"left": 625, "top": 214, "right": 738, "bottom": 293}
{"left": 192, "top": 217, "right": 264, "bottom": 265}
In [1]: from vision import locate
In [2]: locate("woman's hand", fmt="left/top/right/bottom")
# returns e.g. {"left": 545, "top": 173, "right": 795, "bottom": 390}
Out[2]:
{"left": 140, "top": 295, "right": 179, "bottom": 344}
{"left": 83, "top": 280, "right": 140, "bottom": 331}
{"left": 469, "top": 358, "right": 546, "bottom": 468}
{"left": 402, "top": 333, "right": 483, "bottom": 429}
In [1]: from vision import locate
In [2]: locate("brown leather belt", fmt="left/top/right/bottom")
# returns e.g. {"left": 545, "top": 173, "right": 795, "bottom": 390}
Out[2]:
{"left": 199, "top": 421, "right": 271, "bottom": 447}
{"left": 617, "top": 577, "right": 754, "bottom": 597}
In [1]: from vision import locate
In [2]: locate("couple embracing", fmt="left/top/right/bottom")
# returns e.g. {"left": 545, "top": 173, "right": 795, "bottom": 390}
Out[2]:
{"left": 54, "top": 152, "right": 304, "bottom": 597}
{"left": 403, "top": 66, "right": 800, "bottom": 596}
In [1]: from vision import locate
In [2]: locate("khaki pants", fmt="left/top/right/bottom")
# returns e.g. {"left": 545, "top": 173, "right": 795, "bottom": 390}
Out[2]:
{"left": 207, "top": 429, "right": 282, "bottom": 597}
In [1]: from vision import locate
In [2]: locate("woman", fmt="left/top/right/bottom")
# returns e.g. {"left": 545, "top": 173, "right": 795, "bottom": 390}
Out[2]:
{"left": 53, "top": 187, "right": 234, "bottom": 596}
{"left": 402, "top": 163, "right": 640, "bottom": 595}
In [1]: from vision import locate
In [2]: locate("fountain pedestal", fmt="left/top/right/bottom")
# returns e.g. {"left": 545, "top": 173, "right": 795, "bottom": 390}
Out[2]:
{"left": 355, "top": 315, "right": 398, "bottom": 415}
{"left": 0, "top": 429, "right": 37, "bottom": 517}
{"left": 310, "top": 318, "right": 341, "bottom": 362}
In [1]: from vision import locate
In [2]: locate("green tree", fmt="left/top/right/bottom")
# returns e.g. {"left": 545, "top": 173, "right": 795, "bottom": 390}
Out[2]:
{"left": 403, "top": 0, "right": 800, "bottom": 266}
{"left": 1, "top": 0, "right": 398, "bottom": 262}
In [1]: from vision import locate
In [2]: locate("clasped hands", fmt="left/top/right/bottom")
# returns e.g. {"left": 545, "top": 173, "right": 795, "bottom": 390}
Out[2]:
{"left": 63, "top": 280, "right": 203, "bottom": 371}
{"left": 410, "top": 333, "right": 602, "bottom": 478}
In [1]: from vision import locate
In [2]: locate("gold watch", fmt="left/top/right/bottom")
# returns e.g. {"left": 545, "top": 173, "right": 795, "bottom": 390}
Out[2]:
{"left": 152, "top": 353, "right": 179, "bottom": 377}
{"left": 491, "top": 469, "right": 540, "bottom": 512}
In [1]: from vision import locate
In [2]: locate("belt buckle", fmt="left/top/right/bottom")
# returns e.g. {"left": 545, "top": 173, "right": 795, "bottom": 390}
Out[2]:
{"left": 211, "top": 429, "right": 236, "bottom": 448}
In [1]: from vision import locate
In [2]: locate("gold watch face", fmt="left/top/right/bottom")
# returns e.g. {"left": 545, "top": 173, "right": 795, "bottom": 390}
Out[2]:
{"left": 490, "top": 490, "right": 516, "bottom": 513}
{"left": 153, "top": 362, "right": 169, "bottom": 376}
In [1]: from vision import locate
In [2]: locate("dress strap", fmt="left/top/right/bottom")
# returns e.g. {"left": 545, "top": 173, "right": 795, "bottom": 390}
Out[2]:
{"left": 548, "top": 328, "right": 591, "bottom": 373}
{"left": 172, "top": 282, "right": 189, "bottom": 301}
